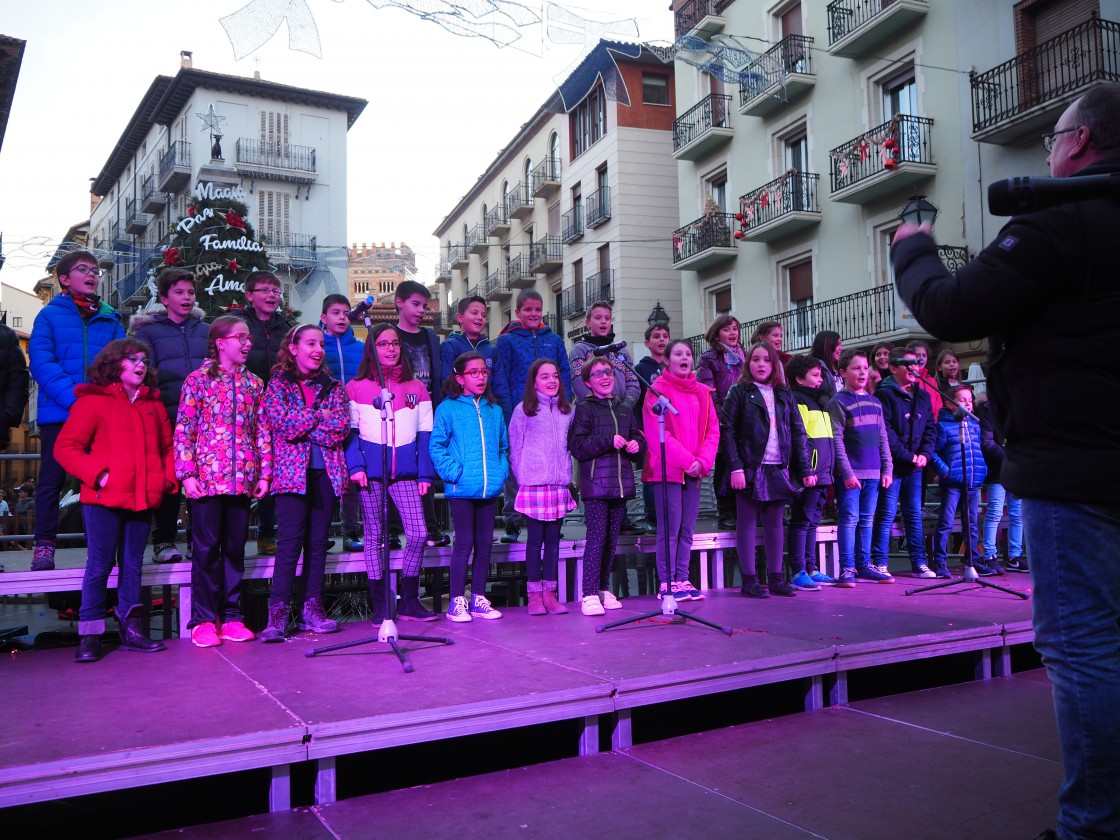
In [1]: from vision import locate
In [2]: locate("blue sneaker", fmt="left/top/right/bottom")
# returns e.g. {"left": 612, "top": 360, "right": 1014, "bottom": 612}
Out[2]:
{"left": 809, "top": 569, "right": 836, "bottom": 585}
{"left": 934, "top": 564, "right": 952, "bottom": 579}
{"left": 791, "top": 570, "right": 821, "bottom": 591}
{"left": 836, "top": 568, "right": 857, "bottom": 588}
{"left": 676, "top": 581, "right": 704, "bottom": 600}
{"left": 857, "top": 565, "right": 894, "bottom": 583}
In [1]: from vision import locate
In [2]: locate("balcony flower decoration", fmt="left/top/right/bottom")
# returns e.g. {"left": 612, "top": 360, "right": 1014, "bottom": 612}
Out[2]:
{"left": 162, "top": 247, "right": 181, "bottom": 266}
{"left": 738, "top": 169, "right": 796, "bottom": 229}
{"left": 830, "top": 113, "right": 902, "bottom": 181}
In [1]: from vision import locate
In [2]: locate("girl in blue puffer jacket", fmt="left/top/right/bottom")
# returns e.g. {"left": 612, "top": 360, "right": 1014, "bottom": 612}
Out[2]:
{"left": 430, "top": 351, "right": 510, "bottom": 622}
{"left": 931, "top": 384, "right": 989, "bottom": 577}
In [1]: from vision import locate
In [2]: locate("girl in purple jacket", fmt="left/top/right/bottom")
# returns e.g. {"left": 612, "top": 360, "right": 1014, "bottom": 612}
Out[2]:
{"left": 508, "top": 359, "right": 577, "bottom": 616}
{"left": 697, "top": 314, "right": 744, "bottom": 530}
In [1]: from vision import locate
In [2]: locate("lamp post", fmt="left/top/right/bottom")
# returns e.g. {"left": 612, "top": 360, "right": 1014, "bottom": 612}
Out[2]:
{"left": 899, "top": 195, "right": 939, "bottom": 226}
{"left": 647, "top": 300, "right": 670, "bottom": 329}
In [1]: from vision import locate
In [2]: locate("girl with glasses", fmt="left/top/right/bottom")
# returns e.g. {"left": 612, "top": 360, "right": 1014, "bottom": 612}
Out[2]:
{"left": 55, "top": 339, "right": 176, "bottom": 662}
{"left": 346, "top": 324, "right": 438, "bottom": 624}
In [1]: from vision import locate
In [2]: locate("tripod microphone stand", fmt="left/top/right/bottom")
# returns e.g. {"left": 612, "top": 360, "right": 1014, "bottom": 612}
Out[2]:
{"left": 903, "top": 368, "right": 1027, "bottom": 600}
{"left": 307, "top": 319, "right": 454, "bottom": 670}
{"left": 596, "top": 360, "right": 732, "bottom": 636}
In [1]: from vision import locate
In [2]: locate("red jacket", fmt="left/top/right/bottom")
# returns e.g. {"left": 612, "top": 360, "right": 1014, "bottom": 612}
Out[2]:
{"left": 55, "top": 383, "right": 177, "bottom": 511}
{"left": 641, "top": 371, "right": 720, "bottom": 484}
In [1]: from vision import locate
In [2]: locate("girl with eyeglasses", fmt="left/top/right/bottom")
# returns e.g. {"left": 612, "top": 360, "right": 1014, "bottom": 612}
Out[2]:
{"left": 429, "top": 351, "right": 509, "bottom": 622}
{"left": 346, "top": 323, "right": 438, "bottom": 625}
{"left": 55, "top": 339, "right": 177, "bottom": 662}
{"left": 258, "top": 325, "right": 350, "bottom": 642}
{"left": 174, "top": 316, "right": 273, "bottom": 648}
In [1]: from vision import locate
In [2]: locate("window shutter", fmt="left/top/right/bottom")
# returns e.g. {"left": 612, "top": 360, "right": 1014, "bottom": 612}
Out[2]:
{"left": 788, "top": 259, "right": 813, "bottom": 302}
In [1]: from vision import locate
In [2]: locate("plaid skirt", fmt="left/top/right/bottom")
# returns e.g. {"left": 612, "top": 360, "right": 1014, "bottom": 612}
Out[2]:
{"left": 515, "top": 484, "right": 577, "bottom": 522}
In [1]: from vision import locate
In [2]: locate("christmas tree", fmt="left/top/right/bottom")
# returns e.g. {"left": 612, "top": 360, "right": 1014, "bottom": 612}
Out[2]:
{"left": 151, "top": 190, "right": 276, "bottom": 319}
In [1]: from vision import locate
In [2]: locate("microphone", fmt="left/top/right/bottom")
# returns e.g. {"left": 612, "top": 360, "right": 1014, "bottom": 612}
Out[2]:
{"left": 592, "top": 340, "right": 627, "bottom": 357}
{"left": 987, "top": 173, "right": 1120, "bottom": 216}
{"left": 347, "top": 295, "right": 375, "bottom": 323}
{"left": 889, "top": 357, "right": 921, "bottom": 367}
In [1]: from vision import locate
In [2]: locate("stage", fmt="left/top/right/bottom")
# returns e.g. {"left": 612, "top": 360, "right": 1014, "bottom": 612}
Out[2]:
{"left": 0, "top": 574, "right": 1045, "bottom": 837}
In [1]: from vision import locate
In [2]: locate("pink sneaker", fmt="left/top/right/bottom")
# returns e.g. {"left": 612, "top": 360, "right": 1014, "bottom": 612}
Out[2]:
{"left": 218, "top": 620, "right": 256, "bottom": 642}
{"left": 191, "top": 622, "right": 221, "bottom": 648}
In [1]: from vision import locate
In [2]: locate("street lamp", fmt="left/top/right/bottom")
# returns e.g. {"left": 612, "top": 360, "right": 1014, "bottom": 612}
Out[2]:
{"left": 899, "top": 195, "right": 939, "bottom": 226}
{"left": 647, "top": 300, "right": 670, "bottom": 329}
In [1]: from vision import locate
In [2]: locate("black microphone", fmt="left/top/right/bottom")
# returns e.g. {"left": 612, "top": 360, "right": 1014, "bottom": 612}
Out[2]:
{"left": 347, "top": 295, "right": 375, "bottom": 323}
{"left": 987, "top": 173, "right": 1120, "bottom": 216}
{"left": 592, "top": 340, "right": 627, "bottom": 357}
{"left": 889, "top": 357, "right": 921, "bottom": 367}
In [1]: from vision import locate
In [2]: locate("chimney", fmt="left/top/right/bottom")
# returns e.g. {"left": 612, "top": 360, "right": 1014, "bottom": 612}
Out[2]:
{"left": 180, "top": 50, "right": 193, "bottom": 69}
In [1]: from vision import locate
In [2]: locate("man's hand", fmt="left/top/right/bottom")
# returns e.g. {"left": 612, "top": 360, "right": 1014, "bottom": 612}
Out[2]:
{"left": 893, "top": 221, "right": 933, "bottom": 245}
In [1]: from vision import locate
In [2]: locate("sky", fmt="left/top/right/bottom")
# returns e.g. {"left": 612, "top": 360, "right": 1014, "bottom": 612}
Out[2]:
{"left": 0, "top": 0, "right": 675, "bottom": 297}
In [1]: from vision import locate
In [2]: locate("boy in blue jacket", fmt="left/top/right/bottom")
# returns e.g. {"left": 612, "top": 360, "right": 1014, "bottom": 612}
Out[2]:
{"left": 931, "top": 384, "right": 992, "bottom": 576}
{"left": 440, "top": 295, "right": 495, "bottom": 375}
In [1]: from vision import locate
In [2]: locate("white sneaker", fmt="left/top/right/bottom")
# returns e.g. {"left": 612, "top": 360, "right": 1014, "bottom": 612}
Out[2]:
{"left": 470, "top": 594, "right": 502, "bottom": 620}
{"left": 446, "top": 595, "right": 472, "bottom": 623}
{"left": 874, "top": 564, "right": 891, "bottom": 576}
{"left": 913, "top": 564, "right": 937, "bottom": 579}
{"left": 600, "top": 590, "right": 623, "bottom": 610}
{"left": 581, "top": 594, "right": 605, "bottom": 616}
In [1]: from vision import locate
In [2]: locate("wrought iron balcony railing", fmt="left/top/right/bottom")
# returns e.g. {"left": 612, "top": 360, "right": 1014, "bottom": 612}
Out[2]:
{"left": 465, "top": 223, "right": 486, "bottom": 252}
{"left": 674, "top": 0, "right": 732, "bottom": 37}
{"left": 447, "top": 244, "right": 468, "bottom": 267}
{"left": 827, "top": 0, "right": 926, "bottom": 46}
{"left": 528, "top": 235, "right": 563, "bottom": 273}
{"left": 560, "top": 283, "right": 585, "bottom": 320}
{"left": 505, "top": 182, "right": 533, "bottom": 218}
{"left": 260, "top": 231, "right": 317, "bottom": 250}
{"left": 531, "top": 157, "right": 561, "bottom": 195}
{"left": 506, "top": 253, "right": 530, "bottom": 286}
{"left": 585, "top": 269, "right": 614, "bottom": 307}
{"left": 830, "top": 114, "right": 934, "bottom": 192}
{"left": 738, "top": 172, "right": 820, "bottom": 231}
{"left": 672, "top": 212, "right": 736, "bottom": 265}
{"left": 561, "top": 204, "right": 584, "bottom": 243}
{"left": 235, "top": 138, "right": 317, "bottom": 173}
{"left": 673, "top": 94, "right": 732, "bottom": 152}
{"left": 586, "top": 187, "right": 611, "bottom": 228}
{"left": 740, "top": 34, "right": 814, "bottom": 103}
{"left": 158, "top": 140, "right": 191, "bottom": 190}
{"left": 971, "top": 16, "right": 1120, "bottom": 133}
{"left": 483, "top": 268, "right": 504, "bottom": 297}
{"left": 484, "top": 204, "right": 509, "bottom": 236}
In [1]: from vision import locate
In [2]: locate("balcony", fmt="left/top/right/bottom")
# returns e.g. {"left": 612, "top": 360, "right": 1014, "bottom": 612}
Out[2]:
{"left": 260, "top": 231, "right": 317, "bottom": 268}
{"left": 483, "top": 267, "right": 509, "bottom": 301}
{"left": 466, "top": 223, "right": 488, "bottom": 255}
{"left": 235, "top": 139, "right": 317, "bottom": 174}
{"left": 585, "top": 269, "right": 614, "bottom": 307}
{"left": 542, "top": 312, "right": 560, "bottom": 334}
{"left": 435, "top": 259, "right": 451, "bottom": 284}
{"left": 448, "top": 244, "right": 468, "bottom": 271}
{"left": 158, "top": 140, "right": 191, "bottom": 193}
{"left": 140, "top": 174, "right": 166, "bottom": 214}
{"left": 826, "top": 0, "right": 928, "bottom": 58}
{"left": 116, "top": 265, "right": 149, "bottom": 306}
{"left": 438, "top": 305, "right": 455, "bottom": 336}
{"left": 528, "top": 234, "right": 563, "bottom": 274}
{"left": 531, "top": 157, "right": 561, "bottom": 198}
{"left": 830, "top": 114, "right": 936, "bottom": 204}
{"left": 739, "top": 35, "right": 816, "bottom": 117}
{"left": 561, "top": 205, "right": 584, "bottom": 244}
{"left": 673, "top": 94, "right": 733, "bottom": 161}
{"left": 672, "top": 212, "right": 737, "bottom": 271}
{"left": 506, "top": 182, "right": 533, "bottom": 220}
{"left": 560, "top": 283, "right": 585, "bottom": 320}
{"left": 124, "top": 199, "right": 151, "bottom": 235}
{"left": 484, "top": 204, "right": 509, "bottom": 238}
{"left": 505, "top": 253, "right": 533, "bottom": 289}
{"left": 674, "top": 0, "right": 731, "bottom": 38}
{"left": 586, "top": 187, "right": 612, "bottom": 229}
{"left": 971, "top": 17, "right": 1120, "bottom": 145}
{"left": 738, "top": 172, "right": 821, "bottom": 243}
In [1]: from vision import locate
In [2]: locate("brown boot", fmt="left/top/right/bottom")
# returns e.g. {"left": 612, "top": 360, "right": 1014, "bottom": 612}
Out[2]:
{"left": 527, "top": 581, "right": 546, "bottom": 615}
{"left": 542, "top": 580, "right": 568, "bottom": 614}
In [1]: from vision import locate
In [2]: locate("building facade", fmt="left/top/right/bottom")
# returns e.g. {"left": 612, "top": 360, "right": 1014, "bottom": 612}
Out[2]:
{"left": 88, "top": 52, "right": 366, "bottom": 318}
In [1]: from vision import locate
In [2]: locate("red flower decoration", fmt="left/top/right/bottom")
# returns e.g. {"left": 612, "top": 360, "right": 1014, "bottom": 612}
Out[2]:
{"left": 224, "top": 211, "right": 245, "bottom": 229}
{"left": 188, "top": 205, "right": 196, "bottom": 217}
{"left": 226, "top": 259, "right": 239, "bottom": 273}
{"left": 163, "top": 247, "right": 180, "bottom": 266}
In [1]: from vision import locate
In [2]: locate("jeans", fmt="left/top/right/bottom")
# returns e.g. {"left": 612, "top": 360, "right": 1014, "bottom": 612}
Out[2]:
{"left": 982, "top": 483, "right": 1023, "bottom": 559}
{"left": 872, "top": 471, "right": 927, "bottom": 571}
{"left": 79, "top": 505, "right": 152, "bottom": 635}
{"left": 836, "top": 480, "right": 879, "bottom": 570}
{"left": 1023, "top": 499, "right": 1120, "bottom": 840}
{"left": 933, "top": 487, "right": 980, "bottom": 569}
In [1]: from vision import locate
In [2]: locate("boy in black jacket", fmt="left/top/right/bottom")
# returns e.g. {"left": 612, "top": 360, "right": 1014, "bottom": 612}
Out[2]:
{"left": 786, "top": 355, "right": 835, "bottom": 589}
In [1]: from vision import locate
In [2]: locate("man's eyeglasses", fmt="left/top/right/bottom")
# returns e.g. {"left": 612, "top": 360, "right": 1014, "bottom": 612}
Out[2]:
{"left": 124, "top": 354, "right": 149, "bottom": 367}
{"left": 461, "top": 369, "right": 491, "bottom": 379}
{"left": 375, "top": 340, "right": 401, "bottom": 349}
{"left": 1042, "top": 127, "right": 1078, "bottom": 152}
{"left": 220, "top": 334, "right": 252, "bottom": 344}
{"left": 69, "top": 265, "right": 103, "bottom": 278}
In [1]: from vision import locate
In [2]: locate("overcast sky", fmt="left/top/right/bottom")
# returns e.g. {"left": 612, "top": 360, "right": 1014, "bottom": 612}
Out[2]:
{"left": 0, "top": 0, "right": 675, "bottom": 297}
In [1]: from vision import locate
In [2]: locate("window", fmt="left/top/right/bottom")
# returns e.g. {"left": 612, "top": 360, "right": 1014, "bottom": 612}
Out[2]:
{"left": 712, "top": 285, "right": 732, "bottom": 317}
{"left": 784, "top": 130, "right": 811, "bottom": 211}
{"left": 258, "top": 190, "right": 292, "bottom": 243}
{"left": 642, "top": 73, "right": 669, "bottom": 105}
{"left": 549, "top": 131, "right": 560, "bottom": 168}
{"left": 571, "top": 85, "right": 607, "bottom": 158}
{"left": 708, "top": 172, "right": 728, "bottom": 211}
{"left": 261, "top": 110, "right": 290, "bottom": 146}
{"left": 12, "top": 316, "right": 22, "bottom": 328}
{"left": 786, "top": 258, "right": 814, "bottom": 349}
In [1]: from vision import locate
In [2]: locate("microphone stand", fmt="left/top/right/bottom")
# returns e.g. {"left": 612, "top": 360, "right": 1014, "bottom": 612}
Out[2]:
{"left": 596, "top": 359, "right": 732, "bottom": 636}
{"left": 307, "top": 316, "right": 454, "bottom": 671}
{"left": 903, "top": 367, "right": 1027, "bottom": 600}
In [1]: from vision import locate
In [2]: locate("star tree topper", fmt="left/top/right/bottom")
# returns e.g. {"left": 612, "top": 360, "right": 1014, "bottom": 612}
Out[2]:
{"left": 196, "top": 104, "right": 227, "bottom": 137}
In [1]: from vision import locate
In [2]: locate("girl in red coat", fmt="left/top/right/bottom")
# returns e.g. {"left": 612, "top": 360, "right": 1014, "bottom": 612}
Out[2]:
{"left": 55, "top": 338, "right": 177, "bottom": 663}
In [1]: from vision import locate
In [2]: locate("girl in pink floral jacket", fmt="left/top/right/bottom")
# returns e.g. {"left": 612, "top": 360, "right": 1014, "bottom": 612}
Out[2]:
{"left": 259, "top": 324, "right": 351, "bottom": 642}
{"left": 175, "top": 316, "right": 272, "bottom": 648}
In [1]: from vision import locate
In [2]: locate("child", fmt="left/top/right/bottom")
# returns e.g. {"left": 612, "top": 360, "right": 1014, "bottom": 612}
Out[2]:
{"left": 320, "top": 293, "right": 366, "bottom": 551}
{"left": 905, "top": 340, "right": 942, "bottom": 418}
{"left": 931, "top": 384, "right": 990, "bottom": 576}
{"left": 394, "top": 279, "right": 450, "bottom": 549}
{"left": 570, "top": 357, "right": 646, "bottom": 615}
{"left": 642, "top": 340, "right": 717, "bottom": 601}
{"left": 697, "top": 314, "right": 745, "bottom": 530}
{"left": 493, "top": 290, "right": 571, "bottom": 543}
{"left": 569, "top": 302, "right": 640, "bottom": 409}
{"left": 508, "top": 359, "right": 577, "bottom": 615}
{"left": 441, "top": 294, "right": 495, "bottom": 375}
{"left": 175, "top": 316, "right": 272, "bottom": 647}
{"left": 429, "top": 351, "right": 509, "bottom": 622}
{"left": 635, "top": 324, "right": 670, "bottom": 530}
{"left": 978, "top": 398, "right": 1026, "bottom": 573}
{"left": 720, "top": 342, "right": 813, "bottom": 598}
{"left": 55, "top": 339, "right": 176, "bottom": 662}
{"left": 786, "top": 355, "right": 836, "bottom": 589}
{"left": 749, "top": 320, "right": 792, "bottom": 368}
{"left": 934, "top": 348, "right": 962, "bottom": 393}
{"left": 868, "top": 342, "right": 895, "bottom": 395}
{"left": 259, "top": 325, "right": 350, "bottom": 642}
{"left": 809, "top": 330, "right": 844, "bottom": 399}
{"left": 347, "top": 323, "right": 438, "bottom": 624}
{"left": 827, "top": 349, "right": 893, "bottom": 588}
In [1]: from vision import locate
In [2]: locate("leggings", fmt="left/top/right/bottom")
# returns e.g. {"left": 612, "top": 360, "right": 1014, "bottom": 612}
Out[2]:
{"left": 448, "top": 497, "right": 496, "bottom": 598}
{"left": 583, "top": 498, "right": 626, "bottom": 596}
{"left": 525, "top": 517, "right": 562, "bottom": 582}
{"left": 359, "top": 479, "right": 426, "bottom": 579}
{"left": 736, "top": 494, "right": 785, "bottom": 578}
